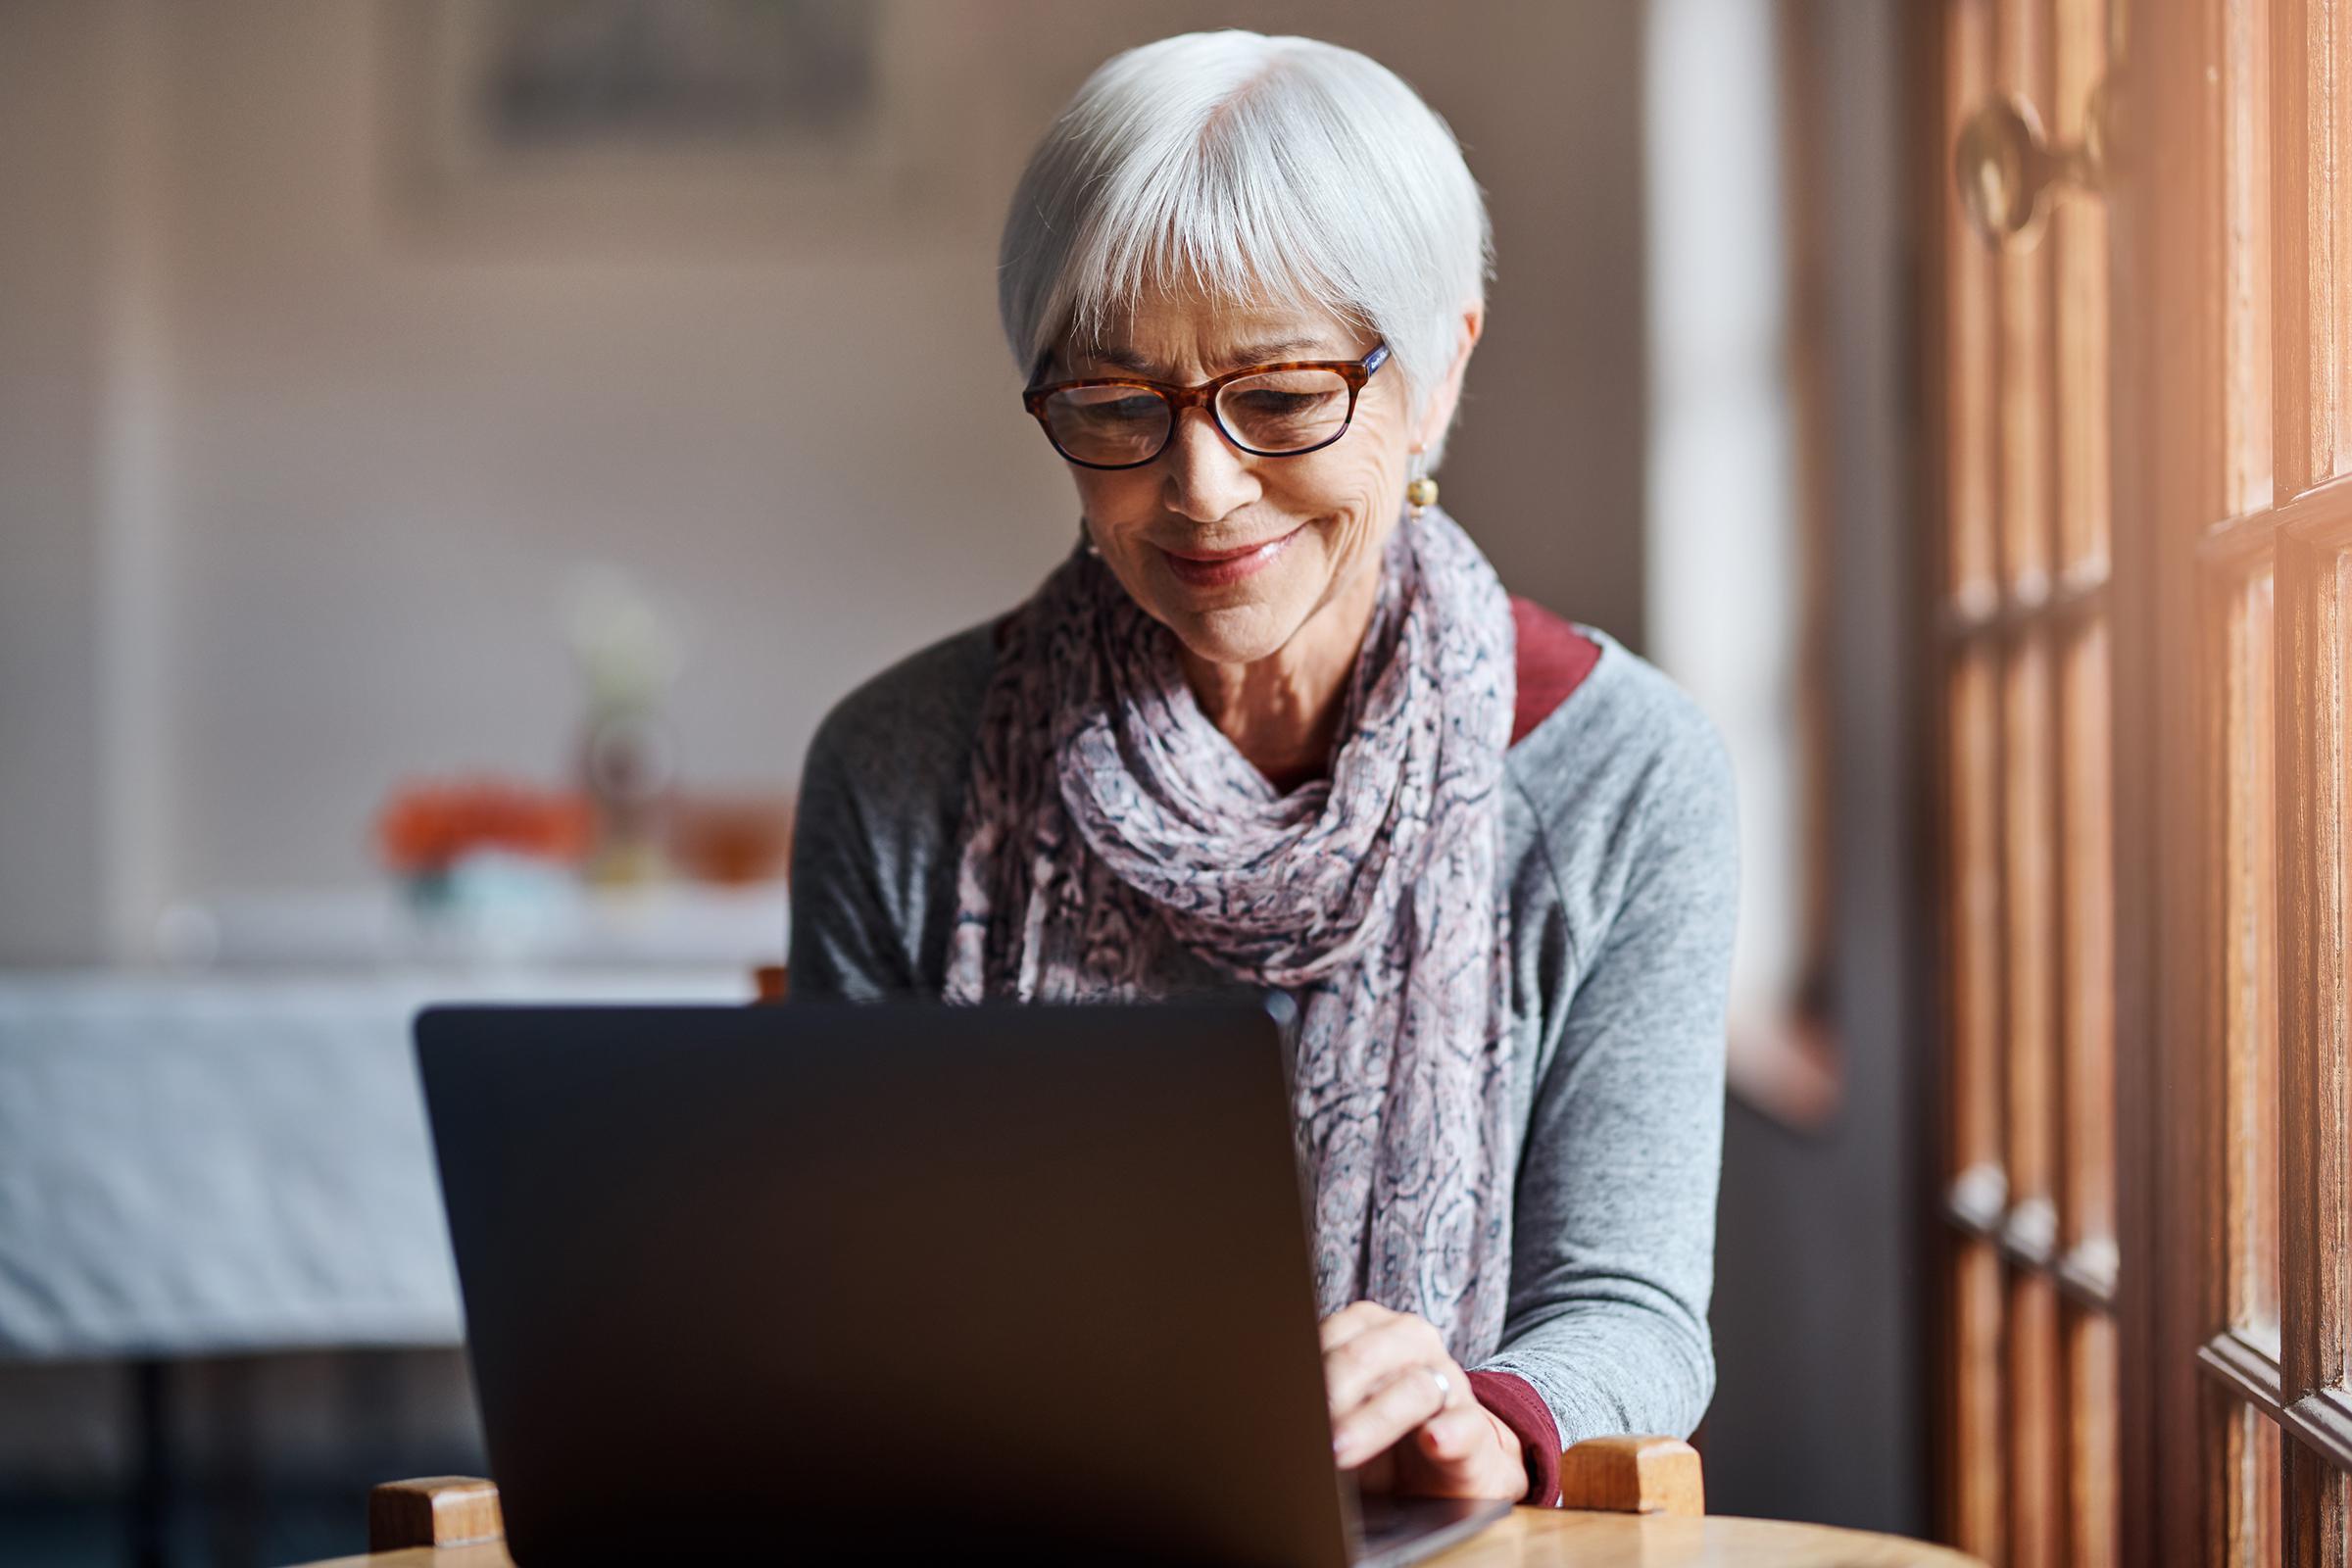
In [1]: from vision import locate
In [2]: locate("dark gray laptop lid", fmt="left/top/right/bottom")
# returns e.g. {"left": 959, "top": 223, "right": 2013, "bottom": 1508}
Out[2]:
{"left": 417, "top": 997, "right": 1392, "bottom": 1565}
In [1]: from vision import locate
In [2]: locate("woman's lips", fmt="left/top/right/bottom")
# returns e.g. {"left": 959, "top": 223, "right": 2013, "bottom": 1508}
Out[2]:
{"left": 1157, "top": 526, "right": 1302, "bottom": 588}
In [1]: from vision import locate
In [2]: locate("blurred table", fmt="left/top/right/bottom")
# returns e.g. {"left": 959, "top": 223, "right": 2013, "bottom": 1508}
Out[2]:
{"left": 0, "top": 957, "right": 768, "bottom": 1567}
{"left": 292, "top": 1508, "right": 1986, "bottom": 1566}
{"left": 153, "top": 880, "right": 789, "bottom": 974}
{"left": 0, "top": 966, "right": 752, "bottom": 1359}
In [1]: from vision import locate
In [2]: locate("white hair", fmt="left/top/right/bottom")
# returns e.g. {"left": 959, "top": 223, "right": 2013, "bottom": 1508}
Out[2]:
{"left": 998, "top": 30, "right": 1493, "bottom": 461}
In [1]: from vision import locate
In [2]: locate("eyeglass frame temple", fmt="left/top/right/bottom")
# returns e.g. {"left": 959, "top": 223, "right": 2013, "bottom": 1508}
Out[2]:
{"left": 1020, "top": 342, "right": 1392, "bottom": 469}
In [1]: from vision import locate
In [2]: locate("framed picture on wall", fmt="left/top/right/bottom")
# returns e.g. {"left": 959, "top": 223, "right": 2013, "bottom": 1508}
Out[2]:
{"left": 378, "top": 0, "right": 999, "bottom": 251}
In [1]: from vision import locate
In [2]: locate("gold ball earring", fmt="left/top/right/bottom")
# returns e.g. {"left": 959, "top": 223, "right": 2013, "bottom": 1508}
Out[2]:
{"left": 1406, "top": 457, "right": 1438, "bottom": 517}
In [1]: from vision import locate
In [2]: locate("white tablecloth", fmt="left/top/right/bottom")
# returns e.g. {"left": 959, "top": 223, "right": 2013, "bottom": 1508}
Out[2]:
{"left": 0, "top": 969, "right": 749, "bottom": 1359}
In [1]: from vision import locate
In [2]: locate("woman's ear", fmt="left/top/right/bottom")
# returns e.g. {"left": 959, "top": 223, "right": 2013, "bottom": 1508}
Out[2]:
{"left": 1414, "top": 304, "right": 1487, "bottom": 454}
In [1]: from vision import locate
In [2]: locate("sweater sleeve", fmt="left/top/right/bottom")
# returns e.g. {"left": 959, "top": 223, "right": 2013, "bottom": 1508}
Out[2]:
{"left": 1465, "top": 1368, "right": 1564, "bottom": 1507}
{"left": 786, "top": 623, "right": 999, "bottom": 1002}
{"left": 1469, "top": 711, "right": 1738, "bottom": 1466}
{"left": 787, "top": 707, "right": 919, "bottom": 1002}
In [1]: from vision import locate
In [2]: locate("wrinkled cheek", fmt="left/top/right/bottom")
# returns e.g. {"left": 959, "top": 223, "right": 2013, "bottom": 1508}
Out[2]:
{"left": 1072, "top": 470, "right": 1151, "bottom": 535}
{"left": 1326, "top": 497, "right": 1397, "bottom": 585}
{"left": 1074, "top": 490, "right": 1158, "bottom": 589}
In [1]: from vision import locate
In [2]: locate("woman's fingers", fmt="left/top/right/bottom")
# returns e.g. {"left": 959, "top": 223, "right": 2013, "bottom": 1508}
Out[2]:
{"left": 1316, "top": 1298, "right": 1390, "bottom": 1355}
{"left": 1322, "top": 1303, "right": 1447, "bottom": 1417}
{"left": 1330, "top": 1359, "right": 1451, "bottom": 1467}
{"left": 1318, "top": 1302, "right": 1521, "bottom": 1499}
{"left": 1394, "top": 1403, "right": 1526, "bottom": 1500}
{"left": 1413, "top": 1403, "right": 1491, "bottom": 1463}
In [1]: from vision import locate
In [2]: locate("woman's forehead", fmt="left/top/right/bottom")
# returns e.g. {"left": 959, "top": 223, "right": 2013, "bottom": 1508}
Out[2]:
{"left": 1071, "top": 290, "right": 1363, "bottom": 374}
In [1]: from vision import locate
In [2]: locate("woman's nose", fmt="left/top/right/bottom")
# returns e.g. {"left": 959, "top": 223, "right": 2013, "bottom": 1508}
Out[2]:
{"left": 1159, "top": 406, "right": 1261, "bottom": 521}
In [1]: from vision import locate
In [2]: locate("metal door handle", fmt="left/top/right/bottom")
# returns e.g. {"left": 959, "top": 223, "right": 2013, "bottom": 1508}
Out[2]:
{"left": 1953, "top": 80, "right": 2112, "bottom": 249}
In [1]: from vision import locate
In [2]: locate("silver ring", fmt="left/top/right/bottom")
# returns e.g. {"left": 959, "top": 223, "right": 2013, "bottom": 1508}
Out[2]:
{"left": 1424, "top": 1366, "right": 1453, "bottom": 1411}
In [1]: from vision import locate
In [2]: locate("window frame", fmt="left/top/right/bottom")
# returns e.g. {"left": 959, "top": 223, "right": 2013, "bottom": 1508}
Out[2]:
{"left": 1927, "top": 0, "right": 2352, "bottom": 1558}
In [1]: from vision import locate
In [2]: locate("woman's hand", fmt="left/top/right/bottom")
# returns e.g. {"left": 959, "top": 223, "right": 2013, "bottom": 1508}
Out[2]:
{"left": 1320, "top": 1300, "right": 1528, "bottom": 1502}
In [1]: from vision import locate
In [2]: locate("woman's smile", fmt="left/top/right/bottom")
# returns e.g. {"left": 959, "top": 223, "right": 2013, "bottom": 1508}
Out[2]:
{"left": 1156, "top": 524, "right": 1306, "bottom": 588}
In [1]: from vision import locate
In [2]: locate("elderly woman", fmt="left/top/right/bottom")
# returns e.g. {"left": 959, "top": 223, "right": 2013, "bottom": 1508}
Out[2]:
{"left": 789, "top": 30, "right": 1736, "bottom": 1510}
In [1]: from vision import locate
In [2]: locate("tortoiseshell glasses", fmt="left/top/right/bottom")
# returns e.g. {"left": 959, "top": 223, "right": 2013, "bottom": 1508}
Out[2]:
{"left": 1022, "top": 343, "right": 1392, "bottom": 469}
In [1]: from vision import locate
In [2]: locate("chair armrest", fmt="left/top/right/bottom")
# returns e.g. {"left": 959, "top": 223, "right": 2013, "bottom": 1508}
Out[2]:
{"left": 1557, "top": 1435, "right": 1704, "bottom": 1516}
{"left": 369, "top": 1477, "right": 505, "bottom": 1551}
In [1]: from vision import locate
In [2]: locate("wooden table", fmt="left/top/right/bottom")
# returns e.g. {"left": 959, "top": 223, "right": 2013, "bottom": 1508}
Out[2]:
{"left": 297, "top": 1506, "right": 1984, "bottom": 1566}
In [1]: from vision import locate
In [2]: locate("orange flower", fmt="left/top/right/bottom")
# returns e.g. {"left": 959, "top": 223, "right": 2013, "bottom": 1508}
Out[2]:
{"left": 374, "top": 777, "right": 593, "bottom": 876}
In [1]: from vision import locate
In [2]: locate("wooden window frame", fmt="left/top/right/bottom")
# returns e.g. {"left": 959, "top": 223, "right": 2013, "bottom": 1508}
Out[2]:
{"left": 2083, "top": 0, "right": 2352, "bottom": 1559}
{"left": 1929, "top": 0, "right": 2352, "bottom": 1558}
{"left": 1926, "top": 2, "right": 2126, "bottom": 1560}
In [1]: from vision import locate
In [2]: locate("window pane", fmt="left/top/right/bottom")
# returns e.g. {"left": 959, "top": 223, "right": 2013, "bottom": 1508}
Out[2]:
{"left": 2278, "top": 538, "right": 2351, "bottom": 1409}
{"left": 1994, "top": 0, "right": 2052, "bottom": 595}
{"left": 2056, "top": 617, "right": 2119, "bottom": 1561}
{"left": 1947, "top": 642, "right": 2007, "bottom": 1558}
{"left": 2254, "top": 1412, "right": 2283, "bottom": 1568}
{"left": 2058, "top": 616, "right": 2116, "bottom": 1256}
{"left": 2272, "top": 0, "right": 2352, "bottom": 492}
{"left": 2003, "top": 627, "right": 2061, "bottom": 1568}
{"left": 2214, "top": 1397, "right": 2282, "bottom": 1566}
{"left": 2224, "top": 0, "right": 2274, "bottom": 513}
{"left": 2003, "top": 632, "right": 2057, "bottom": 1211}
{"left": 2052, "top": 0, "right": 2112, "bottom": 573}
{"left": 1951, "top": 646, "right": 2006, "bottom": 1183}
{"left": 2330, "top": 15, "right": 2352, "bottom": 483}
{"left": 2222, "top": 568, "right": 2280, "bottom": 1351}
{"left": 2065, "top": 1303, "right": 2120, "bottom": 1564}
{"left": 2009, "top": 1267, "right": 2064, "bottom": 1567}
{"left": 1954, "top": 1236, "right": 2007, "bottom": 1556}
{"left": 2283, "top": 1446, "right": 2351, "bottom": 1559}
{"left": 1944, "top": 0, "right": 1997, "bottom": 605}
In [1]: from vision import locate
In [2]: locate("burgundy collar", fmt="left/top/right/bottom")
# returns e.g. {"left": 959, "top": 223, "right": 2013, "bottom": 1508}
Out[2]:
{"left": 1508, "top": 596, "right": 1600, "bottom": 746}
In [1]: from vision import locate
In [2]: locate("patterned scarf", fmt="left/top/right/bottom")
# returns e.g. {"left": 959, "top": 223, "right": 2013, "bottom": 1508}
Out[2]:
{"left": 944, "top": 506, "right": 1518, "bottom": 1365}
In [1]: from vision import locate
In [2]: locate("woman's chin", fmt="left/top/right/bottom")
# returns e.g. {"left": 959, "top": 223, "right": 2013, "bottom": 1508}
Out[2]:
{"left": 1138, "top": 550, "right": 1325, "bottom": 667}
{"left": 1160, "top": 598, "right": 1306, "bottom": 668}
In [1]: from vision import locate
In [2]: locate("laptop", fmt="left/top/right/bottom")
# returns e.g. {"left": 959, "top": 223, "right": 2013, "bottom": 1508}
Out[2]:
{"left": 416, "top": 997, "right": 1513, "bottom": 1565}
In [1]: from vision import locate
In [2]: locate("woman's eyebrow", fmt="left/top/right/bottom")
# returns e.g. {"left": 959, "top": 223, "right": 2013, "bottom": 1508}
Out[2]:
{"left": 1079, "top": 345, "right": 1161, "bottom": 373}
{"left": 1222, "top": 336, "right": 1334, "bottom": 366}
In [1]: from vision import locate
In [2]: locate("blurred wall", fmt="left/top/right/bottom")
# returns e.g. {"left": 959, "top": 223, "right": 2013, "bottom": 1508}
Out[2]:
{"left": 0, "top": 0, "right": 1648, "bottom": 957}
{"left": 0, "top": 1, "right": 125, "bottom": 963}
{"left": 1702, "top": 0, "right": 1927, "bottom": 1535}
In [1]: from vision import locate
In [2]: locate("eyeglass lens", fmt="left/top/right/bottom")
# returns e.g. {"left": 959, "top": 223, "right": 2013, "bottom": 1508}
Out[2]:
{"left": 1040, "top": 367, "right": 1355, "bottom": 466}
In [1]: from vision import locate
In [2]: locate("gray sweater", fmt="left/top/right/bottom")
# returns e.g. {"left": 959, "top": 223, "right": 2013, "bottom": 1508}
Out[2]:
{"left": 788, "top": 617, "right": 1738, "bottom": 1449}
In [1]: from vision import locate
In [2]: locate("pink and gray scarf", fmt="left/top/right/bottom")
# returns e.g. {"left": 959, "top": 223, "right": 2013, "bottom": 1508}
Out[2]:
{"left": 944, "top": 507, "right": 1518, "bottom": 1366}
